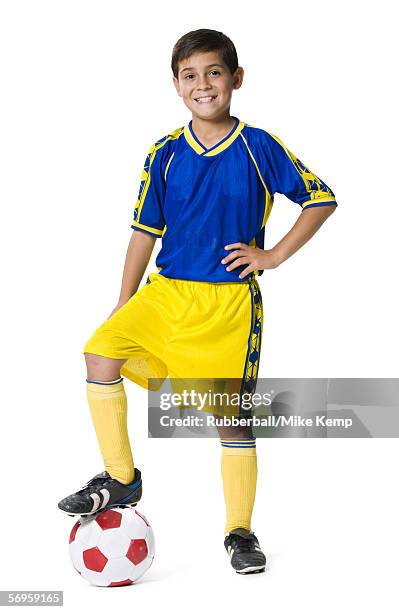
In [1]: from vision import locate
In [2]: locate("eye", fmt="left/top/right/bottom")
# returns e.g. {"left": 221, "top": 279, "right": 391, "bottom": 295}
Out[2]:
{"left": 210, "top": 70, "right": 221, "bottom": 76}
{"left": 185, "top": 74, "right": 195, "bottom": 80}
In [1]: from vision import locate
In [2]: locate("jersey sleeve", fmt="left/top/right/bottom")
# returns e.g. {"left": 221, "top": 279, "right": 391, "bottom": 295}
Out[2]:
{"left": 131, "top": 142, "right": 166, "bottom": 237}
{"left": 262, "top": 132, "right": 337, "bottom": 209}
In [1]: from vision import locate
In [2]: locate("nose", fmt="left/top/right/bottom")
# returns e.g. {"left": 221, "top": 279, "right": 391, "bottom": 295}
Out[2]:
{"left": 196, "top": 74, "right": 212, "bottom": 90}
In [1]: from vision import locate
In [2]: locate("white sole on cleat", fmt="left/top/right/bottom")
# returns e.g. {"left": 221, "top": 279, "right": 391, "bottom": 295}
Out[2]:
{"left": 236, "top": 565, "right": 266, "bottom": 574}
{"left": 59, "top": 501, "right": 138, "bottom": 518}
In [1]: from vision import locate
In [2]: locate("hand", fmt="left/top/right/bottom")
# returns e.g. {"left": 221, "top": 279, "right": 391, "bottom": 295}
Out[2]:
{"left": 221, "top": 242, "right": 280, "bottom": 279}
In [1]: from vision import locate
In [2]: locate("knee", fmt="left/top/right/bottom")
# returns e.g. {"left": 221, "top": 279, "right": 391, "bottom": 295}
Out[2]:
{"left": 84, "top": 353, "right": 111, "bottom": 380}
{"left": 84, "top": 352, "right": 104, "bottom": 368}
{"left": 84, "top": 352, "right": 126, "bottom": 382}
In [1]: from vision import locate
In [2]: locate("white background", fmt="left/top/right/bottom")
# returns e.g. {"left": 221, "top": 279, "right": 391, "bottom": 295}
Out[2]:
{"left": 1, "top": 0, "right": 398, "bottom": 609}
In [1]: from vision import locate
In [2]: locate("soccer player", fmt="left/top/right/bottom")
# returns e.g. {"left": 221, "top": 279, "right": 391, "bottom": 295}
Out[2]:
{"left": 58, "top": 29, "right": 337, "bottom": 575}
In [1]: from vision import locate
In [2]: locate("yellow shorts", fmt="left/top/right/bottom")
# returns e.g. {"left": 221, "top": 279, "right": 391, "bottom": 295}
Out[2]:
{"left": 83, "top": 272, "right": 263, "bottom": 417}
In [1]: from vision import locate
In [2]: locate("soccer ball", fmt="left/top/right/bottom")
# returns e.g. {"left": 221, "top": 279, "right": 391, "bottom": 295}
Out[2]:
{"left": 69, "top": 507, "right": 155, "bottom": 586}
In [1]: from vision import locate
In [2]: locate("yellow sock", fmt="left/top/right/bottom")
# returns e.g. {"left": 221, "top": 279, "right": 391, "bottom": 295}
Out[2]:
{"left": 86, "top": 377, "right": 134, "bottom": 484}
{"left": 220, "top": 438, "right": 258, "bottom": 535}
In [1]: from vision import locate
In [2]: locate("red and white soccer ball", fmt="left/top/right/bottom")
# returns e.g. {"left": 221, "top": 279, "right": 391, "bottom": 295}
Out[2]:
{"left": 69, "top": 507, "right": 155, "bottom": 587}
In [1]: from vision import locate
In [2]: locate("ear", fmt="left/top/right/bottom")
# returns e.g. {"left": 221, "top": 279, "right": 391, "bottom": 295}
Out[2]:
{"left": 173, "top": 76, "right": 182, "bottom": 97}
{"left": 232, "top": 67, "right": 244, "bottom": 91}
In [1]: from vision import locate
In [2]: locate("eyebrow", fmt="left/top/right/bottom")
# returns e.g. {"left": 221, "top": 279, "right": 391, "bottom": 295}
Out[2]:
{"left": 179, "top": 64, "right": 224, "bottom": 74}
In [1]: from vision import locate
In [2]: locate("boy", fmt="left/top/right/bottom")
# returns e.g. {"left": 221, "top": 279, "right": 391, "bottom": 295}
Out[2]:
{"left": 58, "top": 29, "right": 337, "bottom": 575}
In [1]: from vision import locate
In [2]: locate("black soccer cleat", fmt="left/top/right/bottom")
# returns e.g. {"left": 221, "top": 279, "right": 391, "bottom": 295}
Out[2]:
{"left": 57, "top": 468, "right": 142, "bottom": 518}
{"left": 224, "top": 528, "right": 266, "bottom": 574}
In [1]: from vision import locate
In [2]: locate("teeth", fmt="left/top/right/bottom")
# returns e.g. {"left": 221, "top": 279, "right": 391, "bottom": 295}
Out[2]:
{"left": 195, "top": 96, "right": 216, "bottom": 103}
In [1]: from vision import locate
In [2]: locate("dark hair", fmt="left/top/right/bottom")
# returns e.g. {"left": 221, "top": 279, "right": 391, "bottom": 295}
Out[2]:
{"left": 171, "top": 29, "right": 238, "bottom": 78}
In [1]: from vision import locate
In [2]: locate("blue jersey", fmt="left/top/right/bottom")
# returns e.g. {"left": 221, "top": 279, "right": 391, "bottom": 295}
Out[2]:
{"left": 131, "top": 117, "right": 337, "bottom": 283}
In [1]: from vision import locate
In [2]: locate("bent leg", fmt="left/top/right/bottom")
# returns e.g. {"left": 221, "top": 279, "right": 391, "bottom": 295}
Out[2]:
{"left": 81, "top": 277, "right": 175, "bottom": 484}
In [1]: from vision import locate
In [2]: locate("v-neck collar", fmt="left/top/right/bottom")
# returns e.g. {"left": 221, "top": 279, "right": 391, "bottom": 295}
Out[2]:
{"left": 184, "top": 116, "right": 244, "bottom": 157}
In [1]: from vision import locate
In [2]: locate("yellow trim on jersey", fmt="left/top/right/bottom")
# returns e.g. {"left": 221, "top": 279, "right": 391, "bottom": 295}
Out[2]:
{"left": 135, "top": 145, "right": 157, "bottom": 221}
{"left": 183, "top": 121, "right": 246, "bottom": 157}
{"left": 168, "top": 126, "right": 185, "bottom": 141}
{"left": 164, "top": 153, "right": 175, "bottom": 180}
{"left": 135, "top": 127, "right": 183, "bottom": 224}
{"left": 204, "top": 121, "right": 245, "bottom": 157}
{"left": 183, "top": 124, "right": 204, "bottom": 154}
{"left": 131, "top": 220, "right": 164, "bottom": 236}
{"left": 302, "top": 197, "right": 337, "bottom": 208}
{"left": 239, "top": 132, "right": 273, "bottom": 228}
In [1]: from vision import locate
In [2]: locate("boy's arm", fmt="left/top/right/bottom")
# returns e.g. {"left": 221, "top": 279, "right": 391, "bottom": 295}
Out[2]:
{"left": 222, "top": 204, "right": 336, "bottom": 278}
{"left": 114, "top": 230, "right": 156, "bottom": 307}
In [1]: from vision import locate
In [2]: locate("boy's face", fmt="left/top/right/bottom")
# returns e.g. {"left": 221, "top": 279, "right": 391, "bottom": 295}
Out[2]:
{"left": 173, "top": 50, "right": 243, "bottom": 121}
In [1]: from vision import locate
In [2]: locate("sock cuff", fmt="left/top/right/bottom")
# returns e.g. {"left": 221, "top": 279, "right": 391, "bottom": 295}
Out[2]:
{"left": 86, "top": 377, "right": 125, "bottom": 397}
{"left": 86, "top": 377, "right": 123, "bottom": 385}
{"left": 220, "top": 438, "right": 256, "bottom": 447}
{"left": 220, "top": 438, "right": 256, "bottom": 456}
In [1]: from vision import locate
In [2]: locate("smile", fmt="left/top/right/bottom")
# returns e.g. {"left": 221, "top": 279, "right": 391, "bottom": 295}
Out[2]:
{"left": 194, "top": 95, "right": 217, "bottom": 103}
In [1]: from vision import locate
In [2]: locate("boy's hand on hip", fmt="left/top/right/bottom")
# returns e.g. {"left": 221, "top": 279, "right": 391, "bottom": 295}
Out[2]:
{"left": 221, "top": 243, "right": 280, "bottom": 279}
